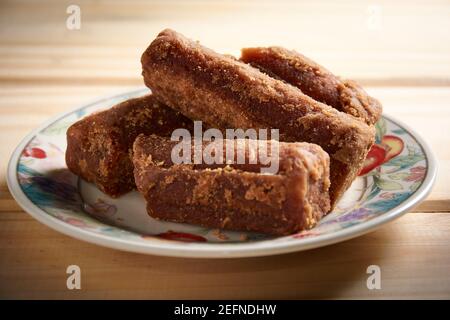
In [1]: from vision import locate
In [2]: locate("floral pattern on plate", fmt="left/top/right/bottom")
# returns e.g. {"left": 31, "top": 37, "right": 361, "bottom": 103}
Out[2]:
{"left": 8, "top": 88, "right": 435, "bottom": 257}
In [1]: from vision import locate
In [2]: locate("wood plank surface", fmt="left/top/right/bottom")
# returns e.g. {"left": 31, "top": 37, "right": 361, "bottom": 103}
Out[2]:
{"left": 0, "top": 0, "right": 450, "bottom": 84}
{"left": 0, "top": 212, "right": 449, "bottom": 299}
{"left": 0, "top": 0, "right": 449, "bottom": 299}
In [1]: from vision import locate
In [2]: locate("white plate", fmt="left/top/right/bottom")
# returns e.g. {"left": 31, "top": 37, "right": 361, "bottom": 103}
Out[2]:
{"left": 7, "top": 88, "right": 437, "bottom": 258}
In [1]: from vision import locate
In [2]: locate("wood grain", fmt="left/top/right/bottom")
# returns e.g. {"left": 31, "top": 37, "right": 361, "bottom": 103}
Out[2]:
{"left": 0, "top": 212, "right": 449, "bottom": 299}
{"left": 0, "top": 0, "right": 449, "bottom": 299}
{"left": 0, "top": 0, "right": 449, "bottom": 85}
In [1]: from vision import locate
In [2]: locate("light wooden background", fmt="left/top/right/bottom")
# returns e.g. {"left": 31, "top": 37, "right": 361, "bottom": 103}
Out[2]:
{"left": 0, "top": 0, "right": 449, "bottom": 299}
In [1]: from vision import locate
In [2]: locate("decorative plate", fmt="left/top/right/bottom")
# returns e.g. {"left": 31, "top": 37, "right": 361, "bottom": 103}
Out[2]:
{"left": 7, "top": 88, "right": 437, "bottom": 258}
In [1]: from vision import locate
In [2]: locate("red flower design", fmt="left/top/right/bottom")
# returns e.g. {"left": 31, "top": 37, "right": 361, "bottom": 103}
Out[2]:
{"left": 405, "top": 166, "right": 426, "bottom": 182}
{"left": 23, "top": 147, "right": 47, "bottom": 159}
{"left": 292, "top": 231, "right": 318, "bottom": 239}
{"left": 150, "top": 231, "right": 207, "bottom": 242}
{"left": 65, "top": 217, "right": 87, "bottom": 227}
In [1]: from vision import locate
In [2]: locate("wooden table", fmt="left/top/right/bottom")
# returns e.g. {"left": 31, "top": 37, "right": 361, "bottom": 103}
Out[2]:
{"left": 1, "top": 0, "right": 449, "bottom": 299}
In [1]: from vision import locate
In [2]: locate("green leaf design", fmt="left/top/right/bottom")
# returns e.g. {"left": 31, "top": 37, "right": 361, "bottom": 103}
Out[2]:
{"left": 388, "top": 172, "right": 409, "bottom": 180}
{"left": 410, "top": 181, "right": 421, "bottom": 192}
{"left": 364, "top": 170, "right": 380, "bottom": 177}
{"left": 407, "top": 145, "right": 418, "bottom": 155}
{"left": 366, "top": 185, "right": 381, "bottom": 202}
{"left": 375, "top": 118, "right": 387, "bottom": 144}
{"left": 384, "top": 154, "right": 424, "bottom": 168}
{"left": 384, "top": 146, "right": 424, "bottom": 169}
{"left": 374, "top": 176, "right": 403, "bottom": 191}
{"left": 18, "top": 163, "right": 42, "bottom": 177}
{"left": 392, "top": 129, "right": 405, "bottom": 135}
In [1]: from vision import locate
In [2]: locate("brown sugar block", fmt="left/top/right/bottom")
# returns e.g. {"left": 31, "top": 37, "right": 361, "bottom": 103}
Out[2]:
{"left": 66, "top": 94, "right": 193, "bottom": 198}
{"left": 240, "top": 46, "right": 382, "bottom": 125}
{"left": 141, "top": 29, "right": 375, "bottom": 206}
{"left": 132, "top": 134, "right": 331, "bottom": 236}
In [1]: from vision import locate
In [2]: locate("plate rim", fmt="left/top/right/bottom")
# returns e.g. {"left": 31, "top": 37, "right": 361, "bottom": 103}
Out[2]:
{"left": 6, "top": 89, "right": 438, "bottom": 258}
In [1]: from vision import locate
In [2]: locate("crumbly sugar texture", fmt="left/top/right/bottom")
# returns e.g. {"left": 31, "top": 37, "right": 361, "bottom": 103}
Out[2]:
{"left": 66, "top": 94, "right": 193, "bottom": 197}
{"left": 141, "top": 29, "right": 376, "bottom": 206}
{"left": 132, "top": 134, "right": 331, "bottom": 235}
{"left": 240, "top": 47, "right": 382, "bottom": 125}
